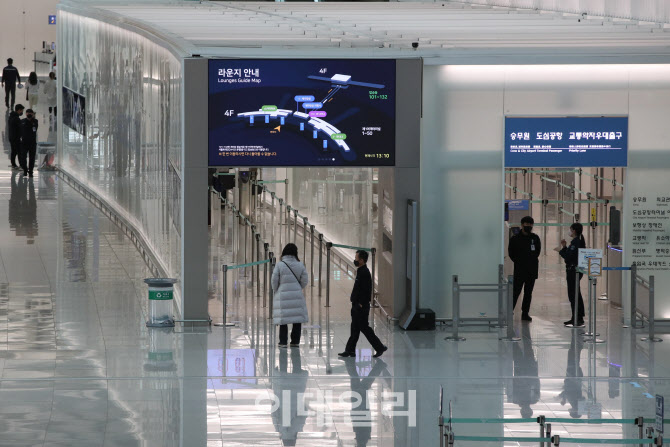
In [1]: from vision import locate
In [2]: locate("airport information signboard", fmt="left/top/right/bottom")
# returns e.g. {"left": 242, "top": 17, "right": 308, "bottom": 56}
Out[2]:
{"left": 505, "top": 117, "right": 628, "bottom": 167}
{"left": 208, "top": 59, "right": 396, "bottom": 166}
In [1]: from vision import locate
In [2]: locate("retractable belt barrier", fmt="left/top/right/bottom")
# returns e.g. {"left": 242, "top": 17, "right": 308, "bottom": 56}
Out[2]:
{"left": 438, "top": 385, "right": 666, "bottom": 447}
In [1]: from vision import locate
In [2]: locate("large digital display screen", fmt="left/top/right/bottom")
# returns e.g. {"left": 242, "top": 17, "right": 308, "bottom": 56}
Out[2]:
{"left": 208, "top": 59, "right": 396, "bottom": 166}
{"left": 505, "top": 117, "right": 628, "bottom": 167}
{"left": 62, "top": 86, "right": 86, "bottom": 136}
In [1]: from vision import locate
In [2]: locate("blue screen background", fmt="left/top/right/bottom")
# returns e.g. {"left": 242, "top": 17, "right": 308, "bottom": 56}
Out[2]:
{"left": 505, "top": 117, "right": 628, "bottom": 167}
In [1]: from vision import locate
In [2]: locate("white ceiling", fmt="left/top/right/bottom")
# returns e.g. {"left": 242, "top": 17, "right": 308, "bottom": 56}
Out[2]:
{"left": 66, "top": 1, "right": 670, "bottom": 64}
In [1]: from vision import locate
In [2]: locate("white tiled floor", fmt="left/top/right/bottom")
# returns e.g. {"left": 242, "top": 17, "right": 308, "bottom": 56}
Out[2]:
{"left": 1, "top": 108, "right": 669, "bottom": 446}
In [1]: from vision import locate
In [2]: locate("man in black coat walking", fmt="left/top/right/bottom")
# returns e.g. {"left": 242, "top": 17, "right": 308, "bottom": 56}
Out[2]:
{"left": 508, "top": 216, "right": 541, "bottom": 321}
{"left": 19, "top": 109, "right": 38, "bottom": 177}
{"left": 2, "top": 58, "right": 21, "bottom": 109}
{"left": 7, "top": 104, "right": 24, "bottom": 169}
{"left": 339, "top": 250, "right": 387, "bottom": 358}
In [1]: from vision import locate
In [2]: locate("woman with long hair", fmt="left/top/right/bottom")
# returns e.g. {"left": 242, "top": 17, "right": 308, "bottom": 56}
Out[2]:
{"left": 271, "top": 243, "right": 309, "bottom": 348}
{"left": 43, "top": 72, "right": 57, "bottom": 116}
{"left": 26, "top": 72, "right": 40, "bottom": 110}
{"left": 559, "top": 223, "right": 586, "bottom": 327}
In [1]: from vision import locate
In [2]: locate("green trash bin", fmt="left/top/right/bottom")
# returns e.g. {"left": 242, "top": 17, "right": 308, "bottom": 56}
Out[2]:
{"left": 145, "top": 278, "right": 177, "bottom": 327}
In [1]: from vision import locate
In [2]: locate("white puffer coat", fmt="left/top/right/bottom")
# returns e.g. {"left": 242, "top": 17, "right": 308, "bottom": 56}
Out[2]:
{"left": 271, "top": 256, "right": 309, "bottom": 325}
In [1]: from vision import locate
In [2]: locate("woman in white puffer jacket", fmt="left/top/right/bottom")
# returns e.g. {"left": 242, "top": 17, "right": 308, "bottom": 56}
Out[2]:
{"left": 272, "top": 243, "right": 309, "bottom": 348}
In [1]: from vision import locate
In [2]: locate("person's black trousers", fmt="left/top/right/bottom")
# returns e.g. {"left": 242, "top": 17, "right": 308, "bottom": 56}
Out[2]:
{"left": 9, "top": 139, "right": 20, "bottom": 167}
{"left": 4, "top": 83, "right": 15, "bottom": 107}
{"left": 512, "top": 273, "right": 536, "bottom": 315}
{"left": 19, "top": 144, "right": 36, "bottom": 174}
{"left": 566, "top": 270, "right": 585, "bottom": 321}
{"left": 345, "top": 304, "right": 384, "bottom": 353}
{"left": 279, "top": 323, "right": 301, "bottom": 345}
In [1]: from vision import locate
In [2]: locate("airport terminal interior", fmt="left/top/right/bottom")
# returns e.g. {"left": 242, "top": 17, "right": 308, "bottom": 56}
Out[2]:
{"left": 2, "top": 0, "right": 670, "bottom": 446}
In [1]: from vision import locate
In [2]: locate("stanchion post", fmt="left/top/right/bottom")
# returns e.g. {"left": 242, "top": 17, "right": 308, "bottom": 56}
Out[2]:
{"left": 497, "top": 264, "right": 505, "bottom": 327}
{"left": 269, "top": 254, "right": 276, "bottom": 318}
{"left": 573, "top": 270, "right": 580, "bottom": 328}
{"left": 446, "top": 276, "right": 465, "bottom": 341}
{"left": 302, "top": 217, "right": 308, "bottom": 262}
{"left": 286, "top": 205, "right": 291, "bottom": 244}
{"left": 500, "top": 275, "right": 521, "bottom": 341}
{"left": 585, "top": 277, "right": 604, "bottom": 343}
{"left": 538, "top": 415, "right": 545, "bottom": 447}
{"left": 318, "top": 233, "right": 324, "bottom": 297}
{"left": 279, "top": 199, "right": 284, "bottom": 249}
{"left": 214, "top": 265, "right": 234, "bottom": 327}
{"left": 631, "top": 264, "right": 638, "bottom": 328}
{"left": 371, "top": 248, "right": 377, "bottom": 307}
{"left": 255, "top": 233, "right": 261, "bottom": 297}
{"left": 642, "top": 275, "right": 662, "bottom": 342}
{"left": 636, "top": 416, "right": 644, "bottom": 447}
{"left": 326, "top": 242, "right": 332, "bottom": 307}
{"left": 310, "top": 225, "right": 315, "bottom": 287}
{"left": 264, "top": 243, "right": 269, "bottom": 308}
{"left": 293, "top": 209, "right": 298, "bottom": 244}
{"left": 546, "top": 424, "right": 552, "bottom": 446}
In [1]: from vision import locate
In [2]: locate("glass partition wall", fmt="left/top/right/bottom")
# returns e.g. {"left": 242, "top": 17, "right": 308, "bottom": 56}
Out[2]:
{"left": 58, "top": 11, "right": 184, "bottom": 300}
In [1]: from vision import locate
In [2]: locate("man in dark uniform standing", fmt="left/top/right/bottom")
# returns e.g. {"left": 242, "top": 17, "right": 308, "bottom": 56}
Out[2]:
{"left": 508, "top": 216, "right": 541, "bottom": 321}
{"left": 339, "top": 250, "right": 387, "bottom": 358}
{"left": 20, "top": 109, "right": 38, "bottom": 177}
{"left": 2, "top": 58, "right": 22, "bottom": 109}
{"left": 7, "top": 104, "right": 24, "bottom": 170}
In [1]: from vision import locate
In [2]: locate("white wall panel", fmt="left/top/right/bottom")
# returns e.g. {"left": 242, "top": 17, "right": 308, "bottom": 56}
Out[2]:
{"left": 58, "top": 11, "right": 183, "bottom": 305}
{"left": 421, "top": 64, "right": 670, "bottom": 322}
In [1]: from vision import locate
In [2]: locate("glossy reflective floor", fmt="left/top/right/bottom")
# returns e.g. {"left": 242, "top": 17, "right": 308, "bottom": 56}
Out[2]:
{"left": 2, "top": 110, "right": 670, "bottom": 447}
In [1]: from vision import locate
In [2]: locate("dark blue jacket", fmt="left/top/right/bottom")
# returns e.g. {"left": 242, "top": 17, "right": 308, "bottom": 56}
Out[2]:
{"left": 559, "top": 236, "right": 586, "bottom": 270}
{"left": 350, "top": 265, "right": 372, "bottom": 306}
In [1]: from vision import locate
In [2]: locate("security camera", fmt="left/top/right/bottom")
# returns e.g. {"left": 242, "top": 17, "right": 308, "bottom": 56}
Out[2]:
{"left": 412, "top": 42, "right": 419, "bottom": 49}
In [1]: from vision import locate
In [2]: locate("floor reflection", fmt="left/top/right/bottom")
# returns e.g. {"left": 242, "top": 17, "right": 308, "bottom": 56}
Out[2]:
{"left": 511, "top": 324, "right": 540, "bottom": 418}
{"left": 8, "top": 171, "right": 38, "bottom": 243}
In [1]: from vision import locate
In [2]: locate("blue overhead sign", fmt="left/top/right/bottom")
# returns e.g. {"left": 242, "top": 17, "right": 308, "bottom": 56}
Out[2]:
{"left": 506, "top": 200, "right": 530, "bottom": 211}
{"left": 505, "top": 117, "right": 628, "bottom": 167}
{"left": 49, "top": 15, "right": 56, "bottom": 25}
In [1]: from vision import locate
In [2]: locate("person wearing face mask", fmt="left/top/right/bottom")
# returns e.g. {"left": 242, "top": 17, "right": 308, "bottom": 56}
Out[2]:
{"left": 19, "top": 109, "right": 38, "bottom": 177}
{"left": 559, "top": 223, "right": 586, "bottom": 327}
{"left": 508, "top": 216, "right": 541, "bottom": 322}
{"left": 7, "top": 104, "right": 24, "bottom": 170}
{"left": 339, "top": 250, "right": 387, "bottom": 359}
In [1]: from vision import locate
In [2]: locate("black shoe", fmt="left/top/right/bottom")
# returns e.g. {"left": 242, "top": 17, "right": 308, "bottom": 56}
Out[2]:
{"left": 564, "top": 319, "right": 574, "bottom": 326}
{"left": 574, "top": 320, "right": 585, "bottom": 328}
{"left": 521, "top": 314, "right": 532, "bottom": 322}
{"left": 28, "top": 172, "right": 33, "bottom": 178}
{"left": 373, "top": 346, "right": 388, "bottom": 358}
{"left": 338, "top": 351, "right": 355, "bottom": 358}
{"left": 22, "top": 171, "right": 28, "bottom": 176}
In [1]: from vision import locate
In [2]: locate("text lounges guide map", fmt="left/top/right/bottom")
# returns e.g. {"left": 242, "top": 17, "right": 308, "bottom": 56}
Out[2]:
{"left": 208, "top": 59, "right": 396, "bottom": 167}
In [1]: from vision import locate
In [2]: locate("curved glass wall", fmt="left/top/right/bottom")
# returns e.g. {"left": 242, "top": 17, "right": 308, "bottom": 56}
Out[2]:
{"left": 58, "top": 11, "right": 183, "bottom": 299}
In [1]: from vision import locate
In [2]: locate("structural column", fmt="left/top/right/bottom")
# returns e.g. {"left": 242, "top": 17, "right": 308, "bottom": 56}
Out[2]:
{"left": 181, "top": 57, "right": 210, "bottom": 321}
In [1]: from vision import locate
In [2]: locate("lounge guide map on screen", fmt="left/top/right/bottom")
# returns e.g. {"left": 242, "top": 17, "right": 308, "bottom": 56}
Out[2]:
{"left": 505, "top": 116, "right": 628, "bottom": 167}
{"left": 208, "top": 59, "right": 396, "bottom": 166}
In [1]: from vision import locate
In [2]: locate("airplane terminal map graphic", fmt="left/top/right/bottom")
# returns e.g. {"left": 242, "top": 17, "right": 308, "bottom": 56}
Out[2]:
{"left": 208, "top": 59, "right": 396, "bottom": 166}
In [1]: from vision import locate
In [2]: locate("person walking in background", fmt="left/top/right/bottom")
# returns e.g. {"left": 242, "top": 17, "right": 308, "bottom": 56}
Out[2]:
{"left": 272, "top": 243, "right": 309, "bottom": 348}
{"left": 7, "top": 104, "right": 24, "bottom": 170}
{"left": 19, "top": 108, "right": 38, "bottom": 177}
{"left": 26, "top": 72, "right": 40, "bottom": 111}
{"left": 508, "top": 216, "right": 541, "bottom": 322}
{"left": 2, "top": 58, "right": 21, "bottom": 109}
{"left": 560, "top": 223, "right": 586, "bottom": 328}
{"left": 43, "top": 72, "right": 57, "bottom": 117}
{"left": 339, "top": 250, "right": 387, "bottom": 359}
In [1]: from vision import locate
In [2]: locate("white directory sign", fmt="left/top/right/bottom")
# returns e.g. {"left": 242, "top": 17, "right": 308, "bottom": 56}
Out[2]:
{"left": 579, "top": 248, "right": 603, "bottom": 269}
